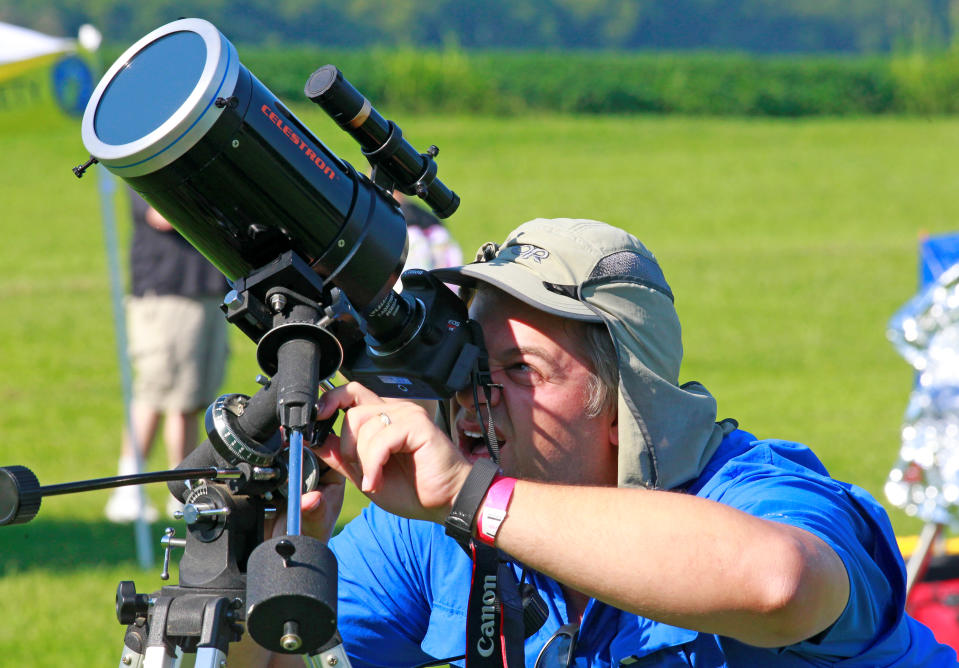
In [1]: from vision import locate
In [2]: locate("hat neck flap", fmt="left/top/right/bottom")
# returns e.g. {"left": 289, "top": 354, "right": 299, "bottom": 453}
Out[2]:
{"left": 581, "top": 278, "right": 726, "bottom": 490}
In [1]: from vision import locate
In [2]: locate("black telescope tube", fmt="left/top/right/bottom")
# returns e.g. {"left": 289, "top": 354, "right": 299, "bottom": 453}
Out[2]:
{"left": 304, "top": 66, "right": 459, "bottom": 219}
{"left": 80, "top": 19, "right": 409, "bottom": 313}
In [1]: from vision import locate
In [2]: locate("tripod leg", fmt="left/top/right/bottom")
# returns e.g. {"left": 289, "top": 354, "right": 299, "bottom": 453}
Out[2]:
{"left": 118, "top": 618, "right": 181, "bottom": 667}
{"left": 193, "top": 598, "right": 236, "bottom": 668}
{"left": 119, "top": 622, "right": 147, "bottom": 667}
{"left": 195, "top": 647, "right": 226, "bottom": 667}
{"left": 143, "top": 647, "right": 181, "bottom": 668}
{"left": 145, "top": 598, "right": 183, "bottom": 668}
{"left": 304, "top": 633, "right": 353, "bottom": 668}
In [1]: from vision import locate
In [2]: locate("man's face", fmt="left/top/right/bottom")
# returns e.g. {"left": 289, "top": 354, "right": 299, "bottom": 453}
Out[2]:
{"left": 453, "top": 288, "right": 618, "bottom": 485}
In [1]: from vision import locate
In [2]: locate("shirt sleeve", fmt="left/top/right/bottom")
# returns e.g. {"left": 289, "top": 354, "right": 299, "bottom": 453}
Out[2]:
{"left": 700, "top": 439, "right": 906, "bottom": 659}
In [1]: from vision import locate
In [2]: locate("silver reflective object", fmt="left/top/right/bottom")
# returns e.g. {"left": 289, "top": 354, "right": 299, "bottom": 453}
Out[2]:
{"left": 886, "top": 262, "right": 959, "bottom": 526}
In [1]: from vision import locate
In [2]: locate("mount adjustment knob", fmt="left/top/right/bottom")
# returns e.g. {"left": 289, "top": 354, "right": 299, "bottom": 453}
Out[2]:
{"left": 0, "top": 465, "right": 41, "bottom": 526}
{"left": 116, "top": 581, "right": 151, "bottom": 624}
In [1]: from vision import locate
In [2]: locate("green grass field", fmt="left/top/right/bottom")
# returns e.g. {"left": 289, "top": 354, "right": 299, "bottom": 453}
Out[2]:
{"left": 1, "top": 102, "right": 958, "bottom": 665}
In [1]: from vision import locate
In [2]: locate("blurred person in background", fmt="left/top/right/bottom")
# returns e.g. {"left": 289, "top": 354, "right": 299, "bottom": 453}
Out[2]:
{"left": 393, "top": 189, "right": 463, "bottom": 289}
{"left": 104, "top": 190, "right": 230, "bottom": 523}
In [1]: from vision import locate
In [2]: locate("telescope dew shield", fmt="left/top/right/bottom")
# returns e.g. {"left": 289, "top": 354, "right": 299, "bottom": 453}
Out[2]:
{"left": 80, "top": 18, "right": 407, "bottom": 312}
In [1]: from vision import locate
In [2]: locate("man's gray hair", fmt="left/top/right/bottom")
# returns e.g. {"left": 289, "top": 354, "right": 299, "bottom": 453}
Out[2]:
{"left": 582, "top": 322, "right": 618, "bottom": 419}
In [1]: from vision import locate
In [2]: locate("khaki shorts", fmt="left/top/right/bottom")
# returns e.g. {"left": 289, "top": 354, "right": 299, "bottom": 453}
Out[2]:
{"left": 126, "top": 294, "right": 229, "bottom": 412}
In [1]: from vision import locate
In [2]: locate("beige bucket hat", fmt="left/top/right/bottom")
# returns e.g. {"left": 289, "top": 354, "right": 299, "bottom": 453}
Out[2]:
{"left": 434, "top": 218, "right": 730, "bottom": 490}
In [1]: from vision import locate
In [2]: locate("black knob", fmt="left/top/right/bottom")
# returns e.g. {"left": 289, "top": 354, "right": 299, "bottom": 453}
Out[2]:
{"left": 116, "top": 581, "right": 151, "bottom": 624}
{"left": 0, "top": 466, "right": 41, "bottom": 526}
{"left": 275, "top": 539, "right": 296, "bottom": 567}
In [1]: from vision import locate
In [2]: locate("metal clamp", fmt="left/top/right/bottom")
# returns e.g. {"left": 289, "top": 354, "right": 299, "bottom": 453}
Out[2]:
{"left": 159, "top": 528, "right": 186, "bottom": 581}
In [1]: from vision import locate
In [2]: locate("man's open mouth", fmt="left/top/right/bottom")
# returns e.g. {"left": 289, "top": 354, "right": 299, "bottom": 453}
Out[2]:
{"left": 457, "top": 425, "right": 503, "bottom": 462}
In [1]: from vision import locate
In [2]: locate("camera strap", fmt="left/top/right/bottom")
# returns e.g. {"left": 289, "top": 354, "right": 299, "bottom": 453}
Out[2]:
{"left": 465, "top": 540, "right": 526, "bottom": 668}
{"left": 453, "top": 330, "right": 543, "bottom": 668}
{"left": 465, "top": 336, "right": 502, "bottom": 465}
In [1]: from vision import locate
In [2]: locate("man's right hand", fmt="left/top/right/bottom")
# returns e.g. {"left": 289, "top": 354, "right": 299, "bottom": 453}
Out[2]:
{"left": 312, "top": 381, "right": 473, "bottom": 526}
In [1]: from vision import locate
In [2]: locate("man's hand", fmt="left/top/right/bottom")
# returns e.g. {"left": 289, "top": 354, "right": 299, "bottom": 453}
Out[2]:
{"left": 313, "top": 382, "right": 473, "bottom": 525}
{"left": 145, "top": 205, "right": 175, "bottom": 231}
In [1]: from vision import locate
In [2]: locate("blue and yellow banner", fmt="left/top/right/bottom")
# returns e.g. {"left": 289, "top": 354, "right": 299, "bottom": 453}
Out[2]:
{"left": 0, "top": 23, "right": 96, "bottom": 118}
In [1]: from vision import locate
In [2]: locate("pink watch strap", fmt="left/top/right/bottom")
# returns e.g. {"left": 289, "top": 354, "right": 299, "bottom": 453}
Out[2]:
{"left": 476, "top": 475, "right": 517, "bottom": 545}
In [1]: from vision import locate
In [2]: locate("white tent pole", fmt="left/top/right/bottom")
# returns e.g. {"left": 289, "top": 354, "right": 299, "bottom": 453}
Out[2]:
{"left": 82, "top": 25, "right": 154, "bottom": 570}
{"left": 96, "top": 167, "right": 155, "bottom": 570}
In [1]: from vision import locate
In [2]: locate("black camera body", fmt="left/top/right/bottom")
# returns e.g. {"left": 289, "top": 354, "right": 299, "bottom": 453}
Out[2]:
{"left": 343, "top": 268, "right": 484, "bottom": 398}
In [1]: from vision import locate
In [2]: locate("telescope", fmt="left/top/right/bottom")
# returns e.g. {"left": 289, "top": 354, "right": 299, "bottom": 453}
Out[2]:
{"left": 1, "top": 17, "right": 495, "bottom": 667}
{"left": 74, "top": 17, "right": 479, "bottom": 399}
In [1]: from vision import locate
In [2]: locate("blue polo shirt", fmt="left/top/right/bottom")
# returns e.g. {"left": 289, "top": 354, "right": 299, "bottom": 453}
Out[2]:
{"left": 329, "top": 429, "right": 957, "bottom": 667}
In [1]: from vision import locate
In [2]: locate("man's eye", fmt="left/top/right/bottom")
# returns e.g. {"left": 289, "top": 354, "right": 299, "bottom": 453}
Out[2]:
{"left": 505, "top": 363, "right": 537, "bottom": 386}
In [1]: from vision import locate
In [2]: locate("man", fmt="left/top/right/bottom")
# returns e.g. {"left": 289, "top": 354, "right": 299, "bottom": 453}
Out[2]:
{"left": 251, "top": 218, "right": 955, "bottom": 666}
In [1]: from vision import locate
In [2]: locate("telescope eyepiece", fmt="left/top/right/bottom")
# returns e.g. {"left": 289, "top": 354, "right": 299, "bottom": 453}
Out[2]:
{"left": 305, "top": 66, "right": 371, "bottom": 131}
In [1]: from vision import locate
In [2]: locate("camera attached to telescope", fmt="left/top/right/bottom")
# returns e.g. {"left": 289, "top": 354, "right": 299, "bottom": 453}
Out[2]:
{"left": 0, "top": 17, "right": 498, "bottom": 667}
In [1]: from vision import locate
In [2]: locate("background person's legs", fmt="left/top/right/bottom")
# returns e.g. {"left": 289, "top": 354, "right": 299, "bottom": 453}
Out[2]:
{"left": 104, "top": 401, "right": 162, "bottom": 523}
{"left": 161, "top": 407, "right": 203, "bottom": 517}
{"left": 105, "top": 295, "right": 227, "bottom": 521}
{"left": 162, "top": 408, "right": 201, "bottom": 469}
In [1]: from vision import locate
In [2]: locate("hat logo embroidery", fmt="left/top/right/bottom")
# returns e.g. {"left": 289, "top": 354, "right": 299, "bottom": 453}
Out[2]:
{"left": 511, "top": 244, "right": 550, "bottom": 263}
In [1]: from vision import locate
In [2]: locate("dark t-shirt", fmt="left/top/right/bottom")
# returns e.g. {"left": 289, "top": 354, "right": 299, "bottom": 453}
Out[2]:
{"left": 128, "top": 192, "right": 229, "bottom": 298}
